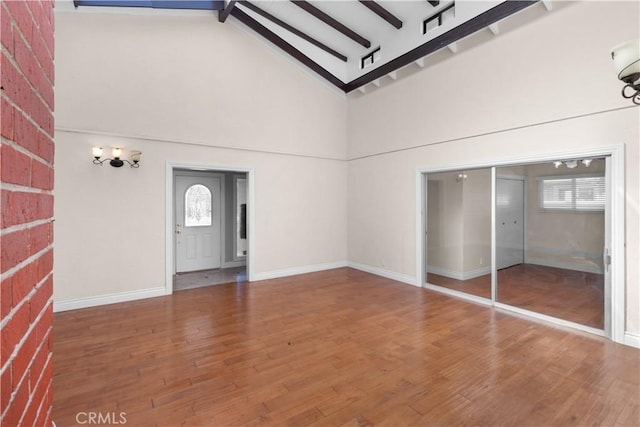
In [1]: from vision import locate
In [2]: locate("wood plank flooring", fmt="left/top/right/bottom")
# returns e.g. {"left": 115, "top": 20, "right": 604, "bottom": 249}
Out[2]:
{"left": 53, "top": 268, "right": 638, "bottom": 426}
{"left": 428, "top": 263, "right": 604, "bottom": 329}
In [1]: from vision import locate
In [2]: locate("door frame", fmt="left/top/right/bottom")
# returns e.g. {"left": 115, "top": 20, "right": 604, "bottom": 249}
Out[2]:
{"left": 165, "top": 161, "right": 255, "bottom": 295}
{"left": 415, "top": 144, "right": 626, "bottom": 344}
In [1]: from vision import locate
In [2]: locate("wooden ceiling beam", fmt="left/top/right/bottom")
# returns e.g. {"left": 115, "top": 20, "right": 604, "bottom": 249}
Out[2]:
{"left": 238, "top": 1, "right": 347, "bottom": 62}
{"left": 291, "top": 1, "right": 371, "bottom": 49}
{"left": 343, "top": 1, "right": 536, "bottom": 92}
{"left": 229, "top": 7, "right": 345, "bottom": 89}
{"left": 358, "top": 1, "right": 403, "bottom": 30}
{"left": 218, "top": 0, "right": 236, "bottom": 22}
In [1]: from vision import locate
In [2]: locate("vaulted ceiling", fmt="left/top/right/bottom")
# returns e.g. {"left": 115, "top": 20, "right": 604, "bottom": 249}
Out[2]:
{"left": 70, "top": 0, "right": 553, "bottom": 93}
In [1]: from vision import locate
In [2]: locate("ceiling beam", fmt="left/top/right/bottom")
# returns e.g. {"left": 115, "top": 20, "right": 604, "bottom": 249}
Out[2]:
{"left": 358, "top": 1, "right": 403, "bottom": 30}
{"left": 291, "top": 1, "right": 371, "bottom": 49}
{"left": 342, "top": 1, "right": 536, "bottom": 92}
{"left": 238, "top": 1, "right": 347, "bottom": 62}
{"left": 218, "top": 0, "right": 236, "bottom": 22}
{"left": 230, "top": 7, "right": 345, "bottom": 89}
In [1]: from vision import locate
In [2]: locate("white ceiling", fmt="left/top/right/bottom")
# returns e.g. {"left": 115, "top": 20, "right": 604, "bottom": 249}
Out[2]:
{"left": 237, "top": 1, "right": 502, "bottom": 83}
{"left": 58, "top": 0, "right": 555, "bottom": 93}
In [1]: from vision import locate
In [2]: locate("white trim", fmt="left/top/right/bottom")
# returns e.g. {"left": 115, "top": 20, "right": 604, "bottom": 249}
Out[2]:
{"left": 424, "top": 283, "right": 493, "bottom": 306}
{"left": 525, "top": 259, "right": 603, "bottom": 275}
{"left": 415, "top": 171, "right": 426, "bottom": 292}
{"left": 253, "top": 261, "right": 348, "bottom": 281}
{"left": 54, "top": 287, "right": 166, "bottom": 312}
{"left": 624, "top": 332, "right": 640, "bottom": 348}
{"left": 166, "top": 162, "right": 256, "bottom": 296}
{"left": 416, "top": 144, "right": 626, "bottom": 344}
{"left": 222, "top": 260, "right": 247, "bottom": 269}
{"left": 426, "top": 265, "right": 491, "bottom": 281}
{"left": 608, "top": 146, "right": 626, "bottom": 344}
{"left": 349, "top": 262, "right": 418, "bottom": 286}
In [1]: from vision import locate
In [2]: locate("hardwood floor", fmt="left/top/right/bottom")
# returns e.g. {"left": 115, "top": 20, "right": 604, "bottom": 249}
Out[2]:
{"left": 428, "top": 263, "right": 604, "bottom": 329}
{"left": 53, "top": 268, "right": 638, "bottom": 426}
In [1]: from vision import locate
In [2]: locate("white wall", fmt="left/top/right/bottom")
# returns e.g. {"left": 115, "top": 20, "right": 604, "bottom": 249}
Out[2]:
{"left": 54, "top": 12, "right": 348, "bottom": 303}
{"left": 347, "top": 1, "right": 640, "bottom": 334}
{"left": 54, "top": 2, "right": 640, "bottom": 340}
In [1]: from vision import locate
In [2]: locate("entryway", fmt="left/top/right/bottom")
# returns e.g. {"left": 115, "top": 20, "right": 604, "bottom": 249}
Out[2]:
{"left": 166, "top": 164, "right": 253, "bottom": 294}
{"left": 174, "top": 266, "right": 247, "bottom": 291}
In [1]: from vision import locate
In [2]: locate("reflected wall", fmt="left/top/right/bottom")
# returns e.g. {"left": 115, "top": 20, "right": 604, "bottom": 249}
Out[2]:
{"left": 426, "top": 168, "right": 492, "bottom": 298}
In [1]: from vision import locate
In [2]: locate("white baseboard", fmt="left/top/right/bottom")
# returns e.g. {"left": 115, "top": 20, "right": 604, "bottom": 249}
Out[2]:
{"left": 427, "top": 265, "right": 490, "bottom": 281}
{"left": 624, "top": 332, "right": 640, "bottom": 348}
{"left": 348, "top": 262, "right": 418, "bottom": 287}
{"left": 525, "top": 258, "right": 603, "bottom": 274}
{"left": 222, "top": 260, "right": 247, "bottom": 269}
{"left": 252, "top": 261, "right": 348, "bottom": 281}
{"left": 54, "top": 287, "right": 167, "bottom": 312}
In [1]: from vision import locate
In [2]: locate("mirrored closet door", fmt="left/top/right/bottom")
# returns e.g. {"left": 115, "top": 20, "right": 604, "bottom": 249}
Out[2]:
{"left": 424, "top": 157, "right": 609, "bottom": 333}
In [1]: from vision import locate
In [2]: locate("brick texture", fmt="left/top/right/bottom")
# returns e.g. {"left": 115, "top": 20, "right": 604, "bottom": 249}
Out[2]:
{"left": 1, "top": 1, "right": 55, "bottom": 425}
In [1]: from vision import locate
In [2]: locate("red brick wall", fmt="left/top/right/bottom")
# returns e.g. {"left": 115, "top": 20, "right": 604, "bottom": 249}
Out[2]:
{"left": 1, "top": 1, "right": 54, "bottom": 425}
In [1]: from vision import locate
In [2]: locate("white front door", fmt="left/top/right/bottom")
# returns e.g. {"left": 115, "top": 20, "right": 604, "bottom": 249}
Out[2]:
{"left": 496, "top": 178, "right": 525, "bottom": 270}
{"left": 175, "top": 174, "right": 222, "bottom": 273}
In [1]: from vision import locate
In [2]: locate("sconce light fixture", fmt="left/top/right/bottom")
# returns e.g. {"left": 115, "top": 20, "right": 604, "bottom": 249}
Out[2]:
{"left": 611, "top": 39, "right": 640, "bottom": 105}
{"left": 92, "top": 147, "right": 141, "bottom": 168}
{"left": 456, "top": 172, "right": 468, "bottom": 182}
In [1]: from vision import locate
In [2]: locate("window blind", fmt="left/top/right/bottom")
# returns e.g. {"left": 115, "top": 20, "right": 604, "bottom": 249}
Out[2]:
{"left": 539, "top": 175, "right": 605, "bottom": 211}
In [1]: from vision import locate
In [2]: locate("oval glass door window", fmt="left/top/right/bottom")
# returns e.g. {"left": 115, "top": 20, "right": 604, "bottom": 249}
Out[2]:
{"left": 184, "top": 184, "right": 212, "bottom": 227}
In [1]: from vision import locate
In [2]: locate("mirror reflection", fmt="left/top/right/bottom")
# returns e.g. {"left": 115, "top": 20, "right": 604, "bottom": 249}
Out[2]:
{"left": 426, "top": 168, "right": 492, "bottom": 298}
{"left": 496, "top": 159, "right": 606, "bottom": 329}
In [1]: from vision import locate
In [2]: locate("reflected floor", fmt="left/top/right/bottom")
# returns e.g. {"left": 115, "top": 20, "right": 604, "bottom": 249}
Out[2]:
{"left": 174, "top": 266, "right": 247, "bottom": 291}
{"left": 428, "top": 264, "right": 604, "bottom": 329}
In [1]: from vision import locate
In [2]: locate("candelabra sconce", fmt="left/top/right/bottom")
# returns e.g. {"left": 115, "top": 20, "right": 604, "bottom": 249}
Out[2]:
{"left": 92, "top": 147, "right": 141, "bottom": 168}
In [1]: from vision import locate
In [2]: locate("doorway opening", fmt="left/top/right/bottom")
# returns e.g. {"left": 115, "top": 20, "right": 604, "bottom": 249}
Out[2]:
{"left": 418, "top": 146, "right": 625, "bottom": 343}
{"left": 165, "top": 164, "right": 253, "bottom": 294}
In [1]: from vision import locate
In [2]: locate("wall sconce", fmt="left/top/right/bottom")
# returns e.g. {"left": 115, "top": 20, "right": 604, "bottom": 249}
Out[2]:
{"left": 456, "top": 172, "right": 468, "bottom": 182}
{"left": 92, "top": 147, "right": 141, "bottom": 168}
{"left": 611, "top": 39, "right": 640, "bottom": 105}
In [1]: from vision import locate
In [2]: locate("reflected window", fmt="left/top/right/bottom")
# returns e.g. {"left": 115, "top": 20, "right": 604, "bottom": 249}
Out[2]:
{"left": 539, "top": 175, "right": 604, "bottom": 211}
{"left": 185, "top": 184, "right": 212, "bottom": 227}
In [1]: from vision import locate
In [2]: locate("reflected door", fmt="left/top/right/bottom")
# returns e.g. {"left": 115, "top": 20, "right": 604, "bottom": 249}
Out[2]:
{"left": 496, "top": 178, "right": 524, "bottom": 269}
{"left": 175, "top": 175, "right": 221, "bottom": 273}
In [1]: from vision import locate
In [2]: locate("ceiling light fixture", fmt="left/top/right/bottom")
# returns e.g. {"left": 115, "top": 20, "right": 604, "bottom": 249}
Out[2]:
{"left": 92, "top": 147, "right": 141, "bottom": 168}
{"left": 552, "top": 159, "right": 593, "bottom": 169}
{"left": 611, "top": 39, "right": 640, "bottom": 105}
{"left": 565, "top": 160, "right": 578, "bottom": 169}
